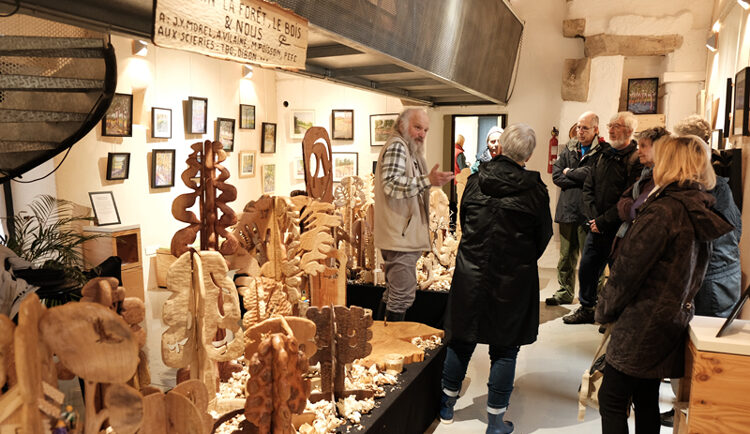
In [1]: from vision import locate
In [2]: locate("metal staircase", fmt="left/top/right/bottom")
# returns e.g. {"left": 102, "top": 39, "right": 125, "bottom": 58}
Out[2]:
{"left": 0, "top": 16, "right": 117, "bottom": 183}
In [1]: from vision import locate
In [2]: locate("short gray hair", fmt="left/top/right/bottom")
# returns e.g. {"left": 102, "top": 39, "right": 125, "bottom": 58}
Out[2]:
{"left": 636, "top": 126, "right": 670, "bottom": 143}
{"left": 674, "top": 114, "right": 711, "bottom": 142}
{"left": 486, "top": 126, "right": 504, "bottom": 144}
{"left": 500, "top": 123, "right": 536, "bottom": 162}
{"left": 396, "top": 108, "right": 427, "bottom": 136}
{"left": 612, "top": 111, "right": 638, "bottom": 133}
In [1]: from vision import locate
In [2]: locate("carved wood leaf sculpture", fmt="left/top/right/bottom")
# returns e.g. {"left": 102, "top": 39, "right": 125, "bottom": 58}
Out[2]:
{"left": 162, "top": 252, "right": 197, "bottom": 369}
{"left": 171, "top": 140, "right": 238, "bottom": 257}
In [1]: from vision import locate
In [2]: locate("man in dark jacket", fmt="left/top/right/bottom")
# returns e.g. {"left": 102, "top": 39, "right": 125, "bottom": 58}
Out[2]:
{"left": 547, "top": 111, "right": 604, "bottom": 305}
{"left": 439, "top": 123, "right": 552, "bottom": 434}
{"left": 564, "top": 112, "right": 643, "bottom": 324}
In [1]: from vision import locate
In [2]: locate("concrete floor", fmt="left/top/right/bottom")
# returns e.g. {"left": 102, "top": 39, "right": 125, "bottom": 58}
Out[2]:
{"left": 425, "top": 240, "right": 676, "bottom": 434}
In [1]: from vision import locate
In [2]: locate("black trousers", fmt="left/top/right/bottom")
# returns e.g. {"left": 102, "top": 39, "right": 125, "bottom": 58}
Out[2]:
{"left": 598, "top": 364, "right": 661, "bottom": 434}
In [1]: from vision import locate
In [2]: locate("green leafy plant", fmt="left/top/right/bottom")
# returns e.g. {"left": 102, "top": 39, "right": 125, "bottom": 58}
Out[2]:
{"left": 1, "top": 194, "right": 100, "bottom": 285}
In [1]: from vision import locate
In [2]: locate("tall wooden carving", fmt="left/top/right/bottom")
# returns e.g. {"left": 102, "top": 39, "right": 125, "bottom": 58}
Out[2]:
{"left": 161, "top": 251, "right": 244, "bottom": 397}
{"left": 306, "top": 305, "right": 373, "bottom": 401}
{"left": 302, "top": 127, "right": 334, "bottom": 203}
{"left": 171, "top": 139, "right": 238, "bottom": 257}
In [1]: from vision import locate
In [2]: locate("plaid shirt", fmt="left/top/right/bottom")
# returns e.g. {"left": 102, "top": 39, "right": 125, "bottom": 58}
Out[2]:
{"left": 381, "top": 140, "right": 430, "bottom": 199}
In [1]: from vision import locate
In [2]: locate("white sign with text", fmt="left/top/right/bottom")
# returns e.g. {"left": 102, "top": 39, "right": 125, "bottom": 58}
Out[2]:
{"left": 154, "top": 0, "right": 308, "bottom": 69}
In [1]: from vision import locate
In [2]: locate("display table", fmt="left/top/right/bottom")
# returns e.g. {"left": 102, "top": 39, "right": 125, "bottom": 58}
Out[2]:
{"left": 346, "top": 283, "right": 449, "bottom": 329}
{"left": 675, "top": 316, "right": 750, "bottom": 433}
{"left": 338, "top": 345, "right": 446, "bottom": 434}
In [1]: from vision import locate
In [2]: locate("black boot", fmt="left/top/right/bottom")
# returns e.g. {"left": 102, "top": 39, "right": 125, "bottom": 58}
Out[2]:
{"left": 385, "top": 310, "right": 406, "bottom": 322}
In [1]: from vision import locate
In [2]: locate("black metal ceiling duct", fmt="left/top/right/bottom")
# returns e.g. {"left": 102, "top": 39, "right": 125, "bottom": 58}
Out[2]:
{"left": 273, "top": 0, "right": 523, "bottom": 104}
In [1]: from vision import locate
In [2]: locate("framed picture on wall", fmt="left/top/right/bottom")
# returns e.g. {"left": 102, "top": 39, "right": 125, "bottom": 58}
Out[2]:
{"left": 733, "top": 67, "right": 749, "bottom": 136}
{"left": 262, "top": 164, "right": 275, "bottom": 194}
{"left": 239, "top": 151, "right": 256, "bottom": 177}
{"left": 332, "top": 109, "right": 354, "bottom": 140}
{"left": 102, "top": 93, "right": 133, "bottom": 137}
{"left": 626, "top": 78, "right": 658, "bottom": 114}
{"left": 262, "top": 122, "right": 277, "bottom": 153}
{"left": 151, "top": 107, "right": 172, "bottom": 139}
{"left": 294, "top": 156, "right": 305, "bottom": 180}
{"left": 187, "top": 96, "right": 208, "bottom": 134}
{"left": 151, "top": 149, "right": 176, "bottom": 188}
{"left": 216, "top": 117, "right": 236, "bottom": 151}
{"left": 106, "top": 152, "right": 130, "bottom": 180}
{"left": 88, "top": 191, "right": 121, "bottom": 226}
{"left": 370, "top": 113, "right": 398, "bottom": 146}
{"left": 291, "top": 109, "right": 315, "bottom": 139}
{"left": 239, "top": 104, "right": 255, "bottom": 129}
{"left": 332, "top": 152, "right": 358, "bottom": 182}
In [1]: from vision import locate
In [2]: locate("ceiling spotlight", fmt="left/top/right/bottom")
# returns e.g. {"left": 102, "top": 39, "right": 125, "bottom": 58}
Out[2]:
{"left": 132, "top": 39, "right": 148, "bottom": 57}
{"left": 242, "top": 64, "right": 254, "bottom": 79}
{"left": 712, "top": 21, "right": 721, "bottom": 33}
{"left": 738, "top": 0, "right": 750, "bottom": 10}
{"left": 706, "top": 32, "right": 718, "bottom": 52}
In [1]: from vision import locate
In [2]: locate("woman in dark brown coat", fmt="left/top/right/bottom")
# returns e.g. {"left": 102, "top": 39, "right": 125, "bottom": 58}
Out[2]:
{"left": 595, "top": 135, "right": 733, "bottom": 434}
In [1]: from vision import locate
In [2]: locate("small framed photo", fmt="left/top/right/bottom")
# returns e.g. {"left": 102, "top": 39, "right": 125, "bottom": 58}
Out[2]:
{"left": 151, "top": 149, "right": 176, "bottom": 188}
{"left": 239, "top": 151, "right": 257, "bottom": 177}
{"left": 262, "top": 122, "right": 277, "bottom": 153}
{"left": 733, "top": 67, "right": 749, "bottom": 136}
{"left": 151, "top": 107, "right": 172, "bottom": 139}
{"left": 262, "top": 164, "right": 275, "bottom": 194}
{"left": 291, "top": 109, "right": 315, "bottom": 139}
{"left": 626, "top": 78, "right": 659, "bottom": 114}
{"left": 187, "top": 96, "right": 208, "bottom": 134}
{"left": 216, "top": 117, "right": 236, "bottom": 152}
{"left": 88, "top": 191, "right": 121, "bottom": 226}
{"left": 106, "top": 152, "right": 130, "bottom": 180}
{"left": 332, "top": 152, "right": 358, "bottom": 182}
{"left": 239, "top": 104, "right": 255, "bottom": 129}
{"left": 293, "top": 156, "right": 305, "bottom": 180}
{"left": 332, "top": 109, "right": 354, "bottom": 140}
{"left": 370, "top": 113, "right": 398, "bottom": 146}
{"left": 102, "top": 93, "right": 133, "bottom": 137}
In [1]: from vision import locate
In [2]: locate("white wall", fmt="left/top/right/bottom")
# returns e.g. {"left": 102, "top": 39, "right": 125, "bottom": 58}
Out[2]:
{"left": 274, "top": 72, "right": 404, "bottom": 194}
{"left": 54, "top": 35, "right": 278, "bottom": 291}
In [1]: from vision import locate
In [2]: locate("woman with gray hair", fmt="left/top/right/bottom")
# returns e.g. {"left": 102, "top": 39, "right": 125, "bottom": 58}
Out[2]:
{"left": 440, "top": 123, "right": 552, "bottom": 434}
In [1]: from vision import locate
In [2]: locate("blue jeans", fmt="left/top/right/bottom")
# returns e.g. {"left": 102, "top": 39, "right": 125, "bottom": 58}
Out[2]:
{"left": 441, "top": 340, "right": 520, "bottom": 409}
{"left": 577, "top": 231, "right": 614, "bottom": 308}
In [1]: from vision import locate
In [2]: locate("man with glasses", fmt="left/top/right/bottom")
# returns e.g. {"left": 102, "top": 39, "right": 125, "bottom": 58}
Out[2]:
{"left": 546, "top": 112, "right": 604, "bottom": 306}
{"left": 564, "top": 111, "right": 643, "bottom": 324}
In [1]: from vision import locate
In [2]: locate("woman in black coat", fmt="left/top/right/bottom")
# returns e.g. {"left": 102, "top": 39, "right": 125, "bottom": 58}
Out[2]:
{"left": 596, "top": 135, "right": 733, "bottom": 434}
{"left": 439, "top": 123, "right": 553, "bottom": 434}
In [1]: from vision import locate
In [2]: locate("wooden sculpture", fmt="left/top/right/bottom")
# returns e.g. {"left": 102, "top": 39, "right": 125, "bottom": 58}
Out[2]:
{"left": 416, "top": 189, "right": 458, "bottom": 291}
{"left": 80, "top": 277, "right": 151, "bottom": 390}
{"left": 39, "top": 301, "right": 143, "bottom": 434}
{"left": 302, "top": 127, "right": 334, "bottom": 202}
{"left": 0, "top": 294, "right": 62, "bottom": 434}
{"left": 333, "top": 176, "right": 368, "bottom": 271}
{"left": 161, "top": 250, "right": 244, "bottom": 398}
{"left": 244, "top": 316, "right": 313, "bottom": 434}
{"left": 362, "top": 321, "right": 445, "bottom": 370}
{"left": 171, "top": 139, "right": 239, "bottom": 257}
{"left": 305, "top": 305, "right": 373, "bottom": 401}
{"left": 140, "top": 379, "right": 211, "bottom": 434}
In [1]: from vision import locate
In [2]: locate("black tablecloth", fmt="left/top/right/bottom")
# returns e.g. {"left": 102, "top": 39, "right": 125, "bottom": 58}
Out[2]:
{"left": 337, "top": 345, "right": 446, "bottom": 434}
{"left": 346, "top": 283, "right": 449, "bottom": 329}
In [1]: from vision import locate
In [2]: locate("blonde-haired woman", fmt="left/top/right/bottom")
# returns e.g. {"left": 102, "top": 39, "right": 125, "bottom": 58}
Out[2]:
{"left": 595, "top": 135, "right": 733, "bottom": 434}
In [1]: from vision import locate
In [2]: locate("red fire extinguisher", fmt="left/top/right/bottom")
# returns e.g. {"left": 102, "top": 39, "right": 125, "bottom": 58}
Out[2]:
{"left": 548, "top": 127, "right": 559, "bottom": 174}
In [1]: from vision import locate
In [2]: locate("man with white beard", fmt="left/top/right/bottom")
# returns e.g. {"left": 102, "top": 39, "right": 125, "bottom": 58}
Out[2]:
{"left": 564, "top": 111, "right": 643, "bottom": 325}
{"left": 373, "top": 108, "right": 454, "bottom": 321}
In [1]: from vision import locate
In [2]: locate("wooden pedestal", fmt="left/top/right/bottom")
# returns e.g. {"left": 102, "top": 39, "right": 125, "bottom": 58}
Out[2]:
{"left": 675, "top": 316, "right": 750, "bottom": 433}
{"left": 83, "top": 224, "right": 144, "bottom": 300}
